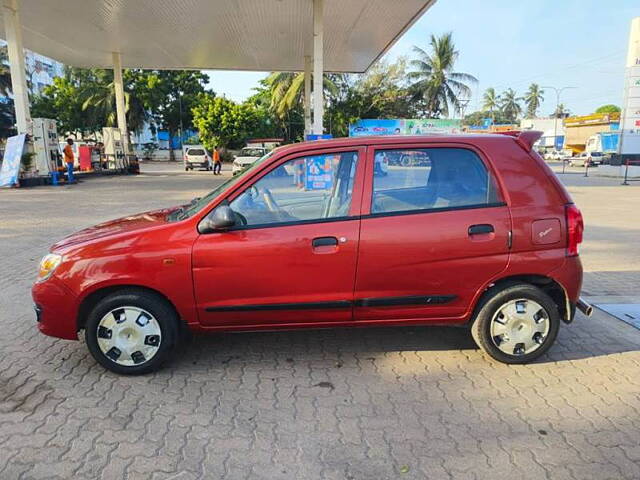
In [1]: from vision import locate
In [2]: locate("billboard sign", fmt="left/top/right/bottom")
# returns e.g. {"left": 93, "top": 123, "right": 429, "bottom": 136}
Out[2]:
{"left": 349, "top": 118, "right": 462, "bottom": 137}
{"left": 619, "top": 18, "right": 640, "bottom": 155}
{"left": 0, "top": 134, "right": 26, "bottom": 187}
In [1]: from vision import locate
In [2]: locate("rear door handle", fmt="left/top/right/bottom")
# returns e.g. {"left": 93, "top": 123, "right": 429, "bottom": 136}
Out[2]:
{"left": 468, "top": 224, "right": 494, "bottom": 235}
{"left": 312, "top": 236, "right": 338, "bottom": 248}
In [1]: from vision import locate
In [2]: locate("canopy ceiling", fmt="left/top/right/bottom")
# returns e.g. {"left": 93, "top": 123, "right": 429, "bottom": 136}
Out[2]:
{"left": 0, "top": 0, "right": 436, "bottom": 72}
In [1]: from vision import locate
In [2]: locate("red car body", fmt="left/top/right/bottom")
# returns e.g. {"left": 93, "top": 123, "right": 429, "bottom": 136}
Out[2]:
{"left": 33, "top": 133, "right": 583, "bottom": 344}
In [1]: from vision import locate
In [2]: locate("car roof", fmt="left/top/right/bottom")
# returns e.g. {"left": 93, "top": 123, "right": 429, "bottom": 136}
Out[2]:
{"left": 272, "top": 134, "right": 520, "bottom": 156}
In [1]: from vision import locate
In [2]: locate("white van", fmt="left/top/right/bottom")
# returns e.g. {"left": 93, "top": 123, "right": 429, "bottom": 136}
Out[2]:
{"left": 184, "top": 146, "right": 212, "bottom": 171}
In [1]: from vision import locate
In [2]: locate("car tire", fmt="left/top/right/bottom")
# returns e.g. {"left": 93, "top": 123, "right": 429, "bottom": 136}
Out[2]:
{"left": 470, "top": 283, "right": 560, "bottom": 364}
{"left": 85, "top": 289, "right": 180, "bottom": 375}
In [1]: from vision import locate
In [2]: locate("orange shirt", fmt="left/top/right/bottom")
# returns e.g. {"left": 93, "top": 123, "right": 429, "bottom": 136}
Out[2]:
{"left": 213, "top": 150, "right": 221, "bottom": 163}
{"left": 63, "top": 145, "right": 74, "bottom": 164}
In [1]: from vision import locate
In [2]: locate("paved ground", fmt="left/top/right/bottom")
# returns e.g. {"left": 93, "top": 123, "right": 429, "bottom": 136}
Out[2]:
{"left": 1, "top": 161, "right": 639, "bottom": 480}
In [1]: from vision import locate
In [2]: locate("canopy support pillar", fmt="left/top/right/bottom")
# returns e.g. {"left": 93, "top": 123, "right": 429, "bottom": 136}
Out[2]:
{"left": 2, "top": 0, "right": 30, "bottom": 133}
{"left": 312, "top": 0, "right": 324, "bottom": 135}
{"left": 112, "top": 52, "right": 130, "bottom": 152}
{"left": 304, "top": 55, "right": 312, "bottom": 136}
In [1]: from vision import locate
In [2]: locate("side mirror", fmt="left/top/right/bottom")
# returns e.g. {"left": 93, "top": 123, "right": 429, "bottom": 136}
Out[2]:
{"left": 198, "top": 205, "right": 237, "bottom": 233}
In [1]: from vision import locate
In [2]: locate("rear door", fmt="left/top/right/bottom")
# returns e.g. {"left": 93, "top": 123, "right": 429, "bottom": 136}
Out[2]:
{"left": 354, "top": 144, "right": 511, "bottom": 323}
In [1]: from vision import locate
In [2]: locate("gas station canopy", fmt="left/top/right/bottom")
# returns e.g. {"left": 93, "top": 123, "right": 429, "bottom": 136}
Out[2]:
{"left": 0, "top": 0, "right": 435, "bottom": 72}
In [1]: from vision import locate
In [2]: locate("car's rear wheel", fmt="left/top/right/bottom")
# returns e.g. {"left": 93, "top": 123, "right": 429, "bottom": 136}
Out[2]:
{"left": 470, "top": 283, "right": 560, "bottom": 364}
{"left": 85, "top": 290, "right": 179, "bottom": 375}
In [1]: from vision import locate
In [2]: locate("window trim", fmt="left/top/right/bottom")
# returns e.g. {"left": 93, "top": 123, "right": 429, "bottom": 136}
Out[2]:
{"left": 363, "top": 144, "right": 506, "bottom": 218}
{"left": 221, "top": 147, "right": 365, "bottom": 232}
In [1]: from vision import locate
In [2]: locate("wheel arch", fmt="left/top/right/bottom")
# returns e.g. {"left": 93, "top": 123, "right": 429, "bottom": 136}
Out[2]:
{"left": 471, "top": 274, "right": 571, "bottom": 325}
{"left": 77, "top": 284, "right": 187, "bottom": 333}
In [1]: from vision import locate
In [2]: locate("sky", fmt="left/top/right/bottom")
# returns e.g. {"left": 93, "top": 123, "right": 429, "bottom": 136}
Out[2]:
{"left": 204, "top": 0, "right": 639, "bottom": 118}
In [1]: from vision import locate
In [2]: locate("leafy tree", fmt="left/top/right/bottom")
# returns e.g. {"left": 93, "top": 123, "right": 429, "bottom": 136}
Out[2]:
{"left": 0, "top": 46, "right": 12, "bottom": 97}
{"left": 595, "top": 104, "right": 620, "bottom": 114}
{"left": 463, "top": 109, "right": 510, "bottom": 127}
{"left": 264, "top": 71, "right": 338, "bottom": 122}
{"left": 500, "top": 88, "right": 522, "bottom": 123}
{"left": 408, "top": 32, "right": 477, "bottom": 118}
{"left": 192, "top": 94, "right": 258, "bottom": 150}
{"left": 524, "top": 83, "right": 544, "bottom": 118}
{"left": 0, "top": 99, "right": 16, "bottom": 137}
{"left": 481, "top": 88, "right": 500, "bottom": 120}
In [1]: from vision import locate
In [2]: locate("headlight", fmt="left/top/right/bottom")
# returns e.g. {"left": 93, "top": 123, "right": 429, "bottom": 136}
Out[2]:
{"left": 37, "top": 253, "right": 62, "bottom": 282}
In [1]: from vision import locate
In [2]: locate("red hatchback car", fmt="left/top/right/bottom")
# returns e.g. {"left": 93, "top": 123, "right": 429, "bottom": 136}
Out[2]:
{"left": 33, "top": 132, "right": 590, "bottom": 374}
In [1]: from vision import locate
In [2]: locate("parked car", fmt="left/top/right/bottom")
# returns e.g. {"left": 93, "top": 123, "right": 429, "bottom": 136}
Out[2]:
{"left": 232, "top": 147, "right": 268, "bottom": 175}
{"left": 33, "top": 131, "right": 589, "bottom": 374}
{"left": 183, "top": 146, "right": 212, "bottom": 171}
{"left": 544, "top": 150, "right": 564, "bottom": 161}
{"left": 569, "top": 151, "right": 603, "bottom": 167}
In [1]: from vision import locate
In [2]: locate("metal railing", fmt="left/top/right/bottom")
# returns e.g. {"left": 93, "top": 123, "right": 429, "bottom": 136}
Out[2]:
{"left": 622, "top": 159, "right": 640, "bottom": 186}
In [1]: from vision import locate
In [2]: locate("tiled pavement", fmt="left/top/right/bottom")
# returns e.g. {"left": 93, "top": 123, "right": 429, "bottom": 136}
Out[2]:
{"left": 0, "top": 163, "right": 639, "bottom": 480}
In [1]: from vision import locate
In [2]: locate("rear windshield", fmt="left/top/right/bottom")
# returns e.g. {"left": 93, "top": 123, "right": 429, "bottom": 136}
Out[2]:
{"left": 241, "top": 148, "right": 265, "bottom": 156}
{"left": 187, "top": 149, "right": 206, "bottom": 156}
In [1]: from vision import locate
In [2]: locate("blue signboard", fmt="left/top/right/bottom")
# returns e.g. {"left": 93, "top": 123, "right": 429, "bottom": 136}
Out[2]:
{"left": 554, "top": 135, "right": 565, "bottom": 150}
{"left": 0, "top": 134, "right": 26, "bottom": 187}
{"left": 305, "top": 134, "right": 333, "bottom": 141}
{"left": 304, "top": 155, "right": 334, "bottom": 190}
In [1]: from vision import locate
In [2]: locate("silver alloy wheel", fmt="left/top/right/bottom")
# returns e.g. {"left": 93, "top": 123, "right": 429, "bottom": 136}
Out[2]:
{"left": 490, "top": 298, "right": 550, "bottom": 356}
{"left": 96, "top": 306, "right": 162, "bottom": 367}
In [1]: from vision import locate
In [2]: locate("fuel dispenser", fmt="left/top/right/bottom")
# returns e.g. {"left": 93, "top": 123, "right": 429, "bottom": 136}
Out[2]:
{"left": 30, "top": 118, "right": 61, "bottom": 175}
{"left": 102, "top": 127, "right": 126, "bottom": 170}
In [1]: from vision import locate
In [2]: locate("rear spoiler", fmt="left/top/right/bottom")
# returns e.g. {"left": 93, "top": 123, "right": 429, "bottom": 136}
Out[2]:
{"left": 496, "top": 130, "right": 543, "bottom": 152}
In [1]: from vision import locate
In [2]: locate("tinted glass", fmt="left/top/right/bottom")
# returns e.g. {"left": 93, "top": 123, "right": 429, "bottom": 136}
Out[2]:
{"left": 371, "top": 148, "right": 499, "bottom": 214}
{"left": 230, "top": 151, "right": 358, "bottom": 227}
{"left": 187, "top": 149, "right": 205, "bottom": 156}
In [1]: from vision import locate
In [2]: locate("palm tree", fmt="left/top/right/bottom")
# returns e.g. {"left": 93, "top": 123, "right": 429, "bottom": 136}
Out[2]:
{"left": 524, "top": 83, "right": 544, "bottom": 118}
{"left": 553, "top": 103, "right": 569, "bottom": 119}
{"left": 264, "top": 72, "right": 339, "bottom": 119}
{"left": 482, "top": 87, "right": 500, "bottom": 120}
{"left": 408, "top": 32, "right": 477, "bottom": 118}
{"left": 500, "top": 88, "right": 522, "bottom": 122}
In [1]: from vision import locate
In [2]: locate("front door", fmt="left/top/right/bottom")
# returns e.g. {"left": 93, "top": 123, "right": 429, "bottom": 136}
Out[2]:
{"left": 192, "top": 147, "right": 364, "bottom": 327}
{"left": 354, "top": 145, "right": 511, "bottom": 323}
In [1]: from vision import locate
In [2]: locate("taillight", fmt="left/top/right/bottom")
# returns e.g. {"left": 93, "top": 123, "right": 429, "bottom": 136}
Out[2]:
{"left": 565, "top": 204, "right": 583, "bottom": 256}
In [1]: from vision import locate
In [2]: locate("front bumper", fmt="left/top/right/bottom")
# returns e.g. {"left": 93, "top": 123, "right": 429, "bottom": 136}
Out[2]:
{"left": 32, "top": 277, "right": 79, "bottom": 340}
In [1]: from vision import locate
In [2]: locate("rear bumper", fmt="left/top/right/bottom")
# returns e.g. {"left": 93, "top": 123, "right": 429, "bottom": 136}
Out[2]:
{"left": 32, "top": 277, "right": 79, "bottom": 340}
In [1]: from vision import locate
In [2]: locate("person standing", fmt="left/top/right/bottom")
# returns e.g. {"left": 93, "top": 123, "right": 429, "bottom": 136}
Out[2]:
{"left": 213, "top": 146, "right": 222, "bottom": 175}
{"left": 63, "top": 138, "right": 75, "bottom": 183}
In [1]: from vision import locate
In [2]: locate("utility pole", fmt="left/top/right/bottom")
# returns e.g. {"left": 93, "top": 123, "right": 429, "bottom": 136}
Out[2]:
{"left": 542, "top": 86, "right": 575, "bottom": 151}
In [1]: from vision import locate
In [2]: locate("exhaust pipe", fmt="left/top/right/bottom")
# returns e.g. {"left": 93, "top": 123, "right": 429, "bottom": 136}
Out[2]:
{"left": 577, "top": 297, "right": 593, "bottom": 317}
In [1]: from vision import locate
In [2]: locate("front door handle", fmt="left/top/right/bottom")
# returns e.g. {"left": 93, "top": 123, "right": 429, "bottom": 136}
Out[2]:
{"left": 312, "top": 236, "right": 338, "bottom": 248}
{"left": 468, "top": 224, "right": 494, "bottom": 236}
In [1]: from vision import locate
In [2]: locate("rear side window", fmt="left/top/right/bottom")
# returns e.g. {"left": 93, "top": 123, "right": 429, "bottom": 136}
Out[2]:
{"left": 187, "top": 149, "right": 206, "bottom": 156}
{"left": 371, "top": 148, "right": 500, "bottom": 215}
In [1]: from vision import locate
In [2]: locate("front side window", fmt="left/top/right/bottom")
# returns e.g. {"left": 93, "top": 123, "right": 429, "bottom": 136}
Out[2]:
{"left": 229, "top": 151, "right": 358, "bottom": 227}
{"left": 371, "top": 148, "right": 500, "bottom": 215}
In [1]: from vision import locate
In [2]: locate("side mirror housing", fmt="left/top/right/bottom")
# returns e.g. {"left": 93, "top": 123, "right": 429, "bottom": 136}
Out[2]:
{"left": 198, "top": 205, "right": 236, "bottom": 233}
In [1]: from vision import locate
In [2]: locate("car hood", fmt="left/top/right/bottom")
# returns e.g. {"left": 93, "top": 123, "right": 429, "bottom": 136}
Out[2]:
{"left": 51, "top": 207, "right": 177, "bottom": 251}
{"left": 235, "top": 156, "right": 259, "bottom": 163}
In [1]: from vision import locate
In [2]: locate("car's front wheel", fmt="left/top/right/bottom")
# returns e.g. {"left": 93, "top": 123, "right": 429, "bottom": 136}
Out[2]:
{"left": 85, "top": 289, "right": 180, "bottom": 374}
{"left": 470, "top": 283, "right": 560, "bottom": 364}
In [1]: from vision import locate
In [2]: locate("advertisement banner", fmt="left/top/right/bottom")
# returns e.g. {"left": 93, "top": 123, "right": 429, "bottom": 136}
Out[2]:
{"left": 0, "top": 134, "right": 26, "bottom": 187}
{"left": 620, "top": 18, "right": 640, "bottom": 155}
{"left": 349, "top": 119, "right": 462, "bottom": 137}
{"left": 304, "top": 155, "right": 335, "bottom": 190}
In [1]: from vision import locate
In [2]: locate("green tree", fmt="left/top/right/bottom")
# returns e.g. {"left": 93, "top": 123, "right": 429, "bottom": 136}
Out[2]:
{"left": 500, "top": 88, "right": 522, "bottom": 122}
{"left": 192, "top": 94, "right": 257, "bottom": 150}
{"left": 408, "top": 32, "right": 477, "bottom": 117}
{"left": 524, "top": 83, "right": 544, "bottom": 118}
{"left": 264, "top": 71, "right": 338, "bottom": 121}
{"left": 0, "top": 46, "right": 12, "bottom": 97}
{"left": 595, "top": 104, "right": 620, "bottom": 114}
{"left": 481, "top": 88, "right": 500, "bottom": 120}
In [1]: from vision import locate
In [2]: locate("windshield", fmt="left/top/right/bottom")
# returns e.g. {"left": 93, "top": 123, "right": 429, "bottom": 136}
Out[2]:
{"left": 186, "top": 148, "right": 206, "bottom": 156}
{"left": 240, "top": 148, "right": 265, "bottom": 157}
{"left": 167, "top": 151, "right": 274, "bottom": 222}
